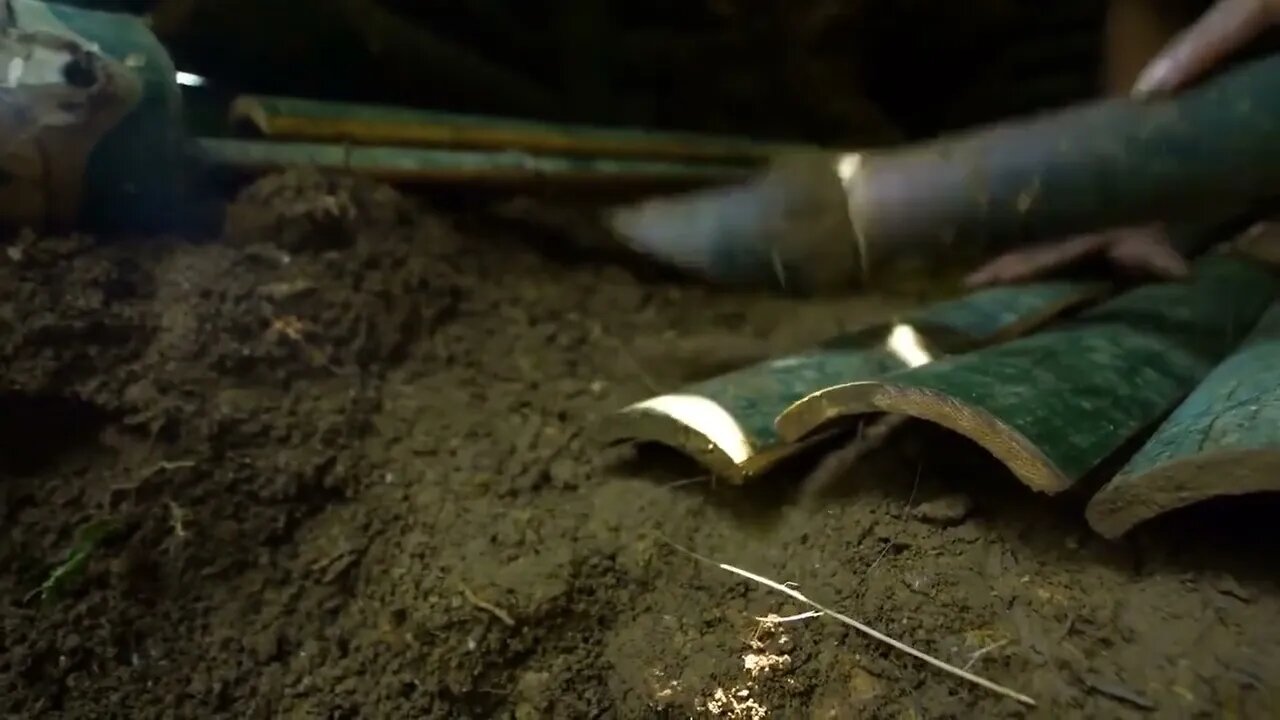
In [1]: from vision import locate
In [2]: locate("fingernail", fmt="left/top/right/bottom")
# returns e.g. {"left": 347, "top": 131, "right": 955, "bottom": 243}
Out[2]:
{"left": 1131, "top": 59, "right": 1170, "bottom": 99}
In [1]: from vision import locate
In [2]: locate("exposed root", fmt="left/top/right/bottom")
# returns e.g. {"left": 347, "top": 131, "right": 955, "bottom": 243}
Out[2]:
{"left": 460, "top": 583, "right": 516, "bottom": 627}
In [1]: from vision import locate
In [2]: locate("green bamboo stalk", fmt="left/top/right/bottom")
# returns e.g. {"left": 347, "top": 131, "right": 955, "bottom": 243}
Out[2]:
{"left": 608, "top": 53, "right": 1280, "bottom": 293}
{"left": 599, "top": 280, "right": 1105, "bottom": 483}
{"left": 775, "top": 253, "right": 1277, "bottom": 494}
{"left": 1086, "top": 301, "right": 1280, "bottom": 538}
{"left": 196, "top": 138, "right": 752, "bottom": 189}
{"left": 230, "top": 95, "right": 815, "bottom": 163}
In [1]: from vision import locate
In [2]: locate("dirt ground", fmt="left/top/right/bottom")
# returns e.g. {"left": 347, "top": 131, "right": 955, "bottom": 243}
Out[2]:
{"left": 2, "top": 170, "right": 1279, "bottom": 719}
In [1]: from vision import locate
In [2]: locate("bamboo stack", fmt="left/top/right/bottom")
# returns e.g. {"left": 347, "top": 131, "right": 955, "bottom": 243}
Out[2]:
{"left": 200, "top": 94, "right": 818, "bottom": 192}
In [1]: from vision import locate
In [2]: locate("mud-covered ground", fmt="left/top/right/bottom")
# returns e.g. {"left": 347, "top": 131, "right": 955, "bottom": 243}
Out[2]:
{"left": 2, "top": 170, "right": 1279, "bottom": 719}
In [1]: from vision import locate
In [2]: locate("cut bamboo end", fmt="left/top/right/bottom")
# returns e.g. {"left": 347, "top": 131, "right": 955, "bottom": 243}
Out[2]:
{"left": 1086, "top": 449, "right": 1280, "bottom": 538}
{"left": 607, "top": 152, "right": 864, "bottom": 292}
{"left": 598, "top": 389, "right": 872, "bottom": 485}
{"left": 776, "top": 381, "right": 1072, "bottom": 494}
{"left": 595, "top": 336, "right": 918, "bottom": 485}
{"left": 596, "top": 394, "right": 755, "bottom": 485}
{"left": 229, "top": 95, "right": 273, "bottom": 135}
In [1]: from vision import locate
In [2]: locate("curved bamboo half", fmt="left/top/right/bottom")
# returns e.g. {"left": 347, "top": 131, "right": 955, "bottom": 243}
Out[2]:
{"left": 1087, "top": 303, "right": 1280, "bottom": 538}
{"left": 777, "top": 255, "right": 1278, "bottom": 495}
{"left": 598, "top": 280, "right": 1105, "bottom": 484}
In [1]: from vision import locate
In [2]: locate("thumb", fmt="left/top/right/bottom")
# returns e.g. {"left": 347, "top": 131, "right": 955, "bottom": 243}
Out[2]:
{"left": 1132, "top": 0, "right": 1276, "bottom": 98}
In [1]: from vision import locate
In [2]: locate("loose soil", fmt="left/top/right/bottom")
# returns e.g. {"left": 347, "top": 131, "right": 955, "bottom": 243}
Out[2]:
{"left": 2, "top": 169, "right": 1278, "bottom": 719}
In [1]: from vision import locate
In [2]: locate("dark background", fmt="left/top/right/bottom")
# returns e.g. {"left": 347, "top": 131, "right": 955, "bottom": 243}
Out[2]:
{"left": 65, "top": 0, "right": 1108, "bottom": 146}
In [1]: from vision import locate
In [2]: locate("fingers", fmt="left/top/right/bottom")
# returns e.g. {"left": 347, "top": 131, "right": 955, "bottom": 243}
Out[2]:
{"left": 1107, "top": 231, "right": 1193, "bottom": 278}
{"left": 1132, "top": 0, "right": 1277, "bottom": 98}
{"left": 964, "top": 227, "right": 1191, "bottom": 288}
{"left": 964, "top": 234, "right": 1109, "bottom": 288}
{"left": 1232, "top": 220, "right": 1280, "bottom": 264}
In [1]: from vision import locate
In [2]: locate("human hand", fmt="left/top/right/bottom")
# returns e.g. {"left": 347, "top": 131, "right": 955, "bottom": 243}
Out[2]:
{"left": 963, "top": 225, "right": 1191, "bottom": 288}
{"left": 1133, "top": 0, "right": 1280, "bottom": 97}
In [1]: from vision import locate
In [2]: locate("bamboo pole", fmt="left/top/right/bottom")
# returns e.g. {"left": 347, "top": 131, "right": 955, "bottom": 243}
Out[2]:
{"left": 608, "top": 53, "right": 1280, "bottom": 293}
{"left": 196, "top": 138, "right": 753, "bottom": 189}
{"left": 230, "top": 95, "right": 815, "bottom": 164}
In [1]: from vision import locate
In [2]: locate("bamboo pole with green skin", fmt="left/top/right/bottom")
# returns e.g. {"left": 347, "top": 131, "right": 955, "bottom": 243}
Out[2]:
{"left": 1086, "top": 301, "right": 1280, "bottom": 538}
{"left": 608, "top": 53, "right": 1280, "bottom": 295}
{"left": 774, "top": 253, "right": 1277, "bottom": 495}
{"left": 195, "top": 138, "right": 754, "bottom": 190}
{"left": 599, "top": 280, "right": 1106, "bottom": 484}
{"left": 229, "top": 95, "right": 815, "bottom": 164}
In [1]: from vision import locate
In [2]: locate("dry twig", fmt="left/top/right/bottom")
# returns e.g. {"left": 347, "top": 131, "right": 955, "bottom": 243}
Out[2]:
{"left": 660, "top": 537, "right": 1037, "bottom": 707}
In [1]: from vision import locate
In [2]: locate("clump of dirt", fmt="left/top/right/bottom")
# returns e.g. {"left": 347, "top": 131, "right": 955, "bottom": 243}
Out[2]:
{"left": 224, "top": 166, "right": 417, "bottom": 251}
{"left": 2, "top": 170, "right": 1279, "bottom": 718}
